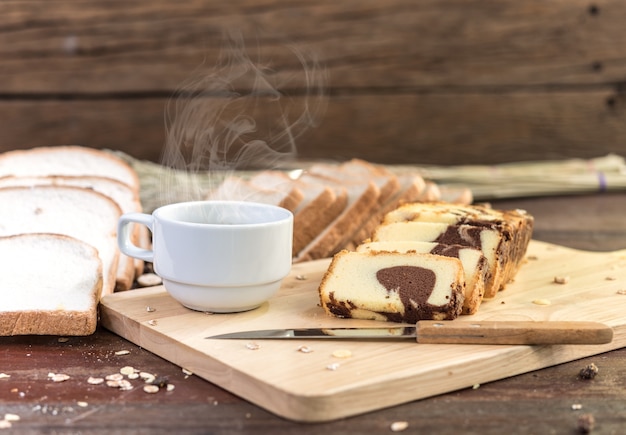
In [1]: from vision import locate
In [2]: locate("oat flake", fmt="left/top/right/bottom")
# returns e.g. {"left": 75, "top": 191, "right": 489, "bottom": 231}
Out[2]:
{"left": 105, "top": 373, "right": 124, "bottom": 382}
{"left": 553, "top": 276, "right": 570, "bottom": 284}
{"left": 143, "top": 385, "right": 160, "bottom": 394}
{"left": 390, "top": 421, "right": 409, "bottom": 432}
{"left": 114, "top": 350, "right": 130, "bottom": 356}
{"left": 140, "top": 372, "right": 156, "bottom": 383}
{"left": 50, "top": 374, "right": 70, "bottom": 382}
{"left": 87, "top": 377, "right": 104, "bottom": 385}
{"left": 120, "top": 366, "right": 136, "bottom": 376}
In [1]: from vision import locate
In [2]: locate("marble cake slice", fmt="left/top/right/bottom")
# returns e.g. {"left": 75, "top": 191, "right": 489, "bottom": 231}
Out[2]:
{"left": 318, "top": 250, "right": 465, "bottom": 323}
{"left": 380, "top": 201, "right": 534, "bottom": 292}
{"left": 372, "top": 221, "right": 506, "bottom": 299}
{"left": 357, "top": 240, "right": 488, "bottom": 315}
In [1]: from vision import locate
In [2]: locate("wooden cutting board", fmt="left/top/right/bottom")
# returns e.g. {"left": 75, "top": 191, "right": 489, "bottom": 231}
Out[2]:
{"left": 100, "top": 240, "right": 626, "bottom": 422}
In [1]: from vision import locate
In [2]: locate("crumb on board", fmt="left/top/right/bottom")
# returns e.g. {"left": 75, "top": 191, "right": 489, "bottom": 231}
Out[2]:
{"left": 577, "top": 413, "right": 595, "bottom": 433}
{"left": 331, "top": 349, "right": 352, "bottom": 359}
{"left": 579, "top": 363, "right": 599, "bottom": 380}
{"left": 390, "top": 421, "right": 409, "bottom": 432}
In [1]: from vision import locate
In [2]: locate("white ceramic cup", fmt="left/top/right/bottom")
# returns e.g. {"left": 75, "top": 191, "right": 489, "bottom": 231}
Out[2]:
{"left": 117, "top": 200, "right": 293, "bottom": 313}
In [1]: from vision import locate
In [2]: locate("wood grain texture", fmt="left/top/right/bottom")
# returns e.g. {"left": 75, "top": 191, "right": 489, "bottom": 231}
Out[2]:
{"left": 100, "top": 240, "right": 626, "bottom": 422}
{"left": 2, "top": 193, "right": 626, "bottom": 433}
{"left": 2, "top": 1, "right": 626, "bottom": 164}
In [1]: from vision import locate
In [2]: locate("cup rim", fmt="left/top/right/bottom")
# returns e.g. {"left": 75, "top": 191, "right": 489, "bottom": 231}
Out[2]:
{"left": 153, "top": 200, "right": 293, "bottom": 227}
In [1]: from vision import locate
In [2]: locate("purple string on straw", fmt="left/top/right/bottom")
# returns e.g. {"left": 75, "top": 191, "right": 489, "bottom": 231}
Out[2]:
{"left": 597, "top": 171, "right": 607, "bottom": 192}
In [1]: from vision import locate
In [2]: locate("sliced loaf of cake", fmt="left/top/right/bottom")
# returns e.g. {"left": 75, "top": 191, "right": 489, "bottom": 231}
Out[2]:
{"left": 379, "top": 201, "right": 533, "bottom": 295}
{"left": 372, "top": 221, "right": 506, "bottom": 298}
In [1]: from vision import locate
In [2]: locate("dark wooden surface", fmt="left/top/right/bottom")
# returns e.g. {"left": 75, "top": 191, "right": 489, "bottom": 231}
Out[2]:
{"left": 3, "top": 1, "right": 626, "bottom": 165}
{"left": 1, "top": 192, "right": 625, "bottom": 434}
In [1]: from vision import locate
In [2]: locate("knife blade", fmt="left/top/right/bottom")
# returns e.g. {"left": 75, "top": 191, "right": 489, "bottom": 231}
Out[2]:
{"left": 206, "top": 320, "right": 613, "bottom": 345}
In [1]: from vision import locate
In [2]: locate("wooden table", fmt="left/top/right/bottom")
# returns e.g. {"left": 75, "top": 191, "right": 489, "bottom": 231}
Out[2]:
{"left": 2, "top": 193, "right": 626, "bottom": 434}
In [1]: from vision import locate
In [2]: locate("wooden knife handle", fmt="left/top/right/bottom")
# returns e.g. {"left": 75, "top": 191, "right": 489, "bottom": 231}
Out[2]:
{"left": 415, "top": 320, "right": 614, "bottom": 345}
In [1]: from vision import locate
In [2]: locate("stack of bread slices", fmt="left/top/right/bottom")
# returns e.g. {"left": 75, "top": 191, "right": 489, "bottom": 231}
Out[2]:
{"left": 318, "top": 201, "right": 534, "bottom": 323}
{"left": 0, "top": 146, "right": 144, "bottom": 336}
{"left": 206, "top": 159, "right": 474, "bottom": 262}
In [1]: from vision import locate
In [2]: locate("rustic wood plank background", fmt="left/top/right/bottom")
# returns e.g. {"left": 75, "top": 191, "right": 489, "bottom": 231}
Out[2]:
{"left": 1, "top": 0, "right": 625, "bottom": 165}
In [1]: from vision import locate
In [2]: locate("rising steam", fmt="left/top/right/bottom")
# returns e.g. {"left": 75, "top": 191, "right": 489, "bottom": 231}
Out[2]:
{"left": 158, "top": 31, "right": 327, "bottom": 205}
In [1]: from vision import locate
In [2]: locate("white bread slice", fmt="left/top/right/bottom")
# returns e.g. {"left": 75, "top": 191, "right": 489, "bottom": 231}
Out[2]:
{"left": 0, "top": 233, "right": 102, "bottom": 336}
{"left": 307, "top": 159, "right": 401, "bottom": 206}
{"left": 318, "top": 250, "right": 465, "bottom": 323}
{"left": 0, "top": 175, "right": 142, "bottom": 290}
{"left": 357, "top": 240, "right": 487, "bottom": 315}
{"left": 0, "top": 186, "right": 121, "bottom": 298}
{"left": 247, "top": 170, "right": 295, "bottom": 192}
{"left": 206, "top": 176, "right": 304, "bottom": 212}
{"left": 346, "top": 174, "right": 427, "bottom": 249}
{"left": 248, "top": 171, "right": 349, "bottom": 256}
{"left": 294, "top": 173, "right": 379, "bottom": 262}
{"left": 417, "top": 181, "right": 441, "bottom": 202}
{"left": 438, "top": 185, "right": 473, "bottom": 204}
{"left": 372, "top": 221, "right": 505, "bottom": 298}
{"left": 0, "top": 146, "right": 140, "bottom": 193}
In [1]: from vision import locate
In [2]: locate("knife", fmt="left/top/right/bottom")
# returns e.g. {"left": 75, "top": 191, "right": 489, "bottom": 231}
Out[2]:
{"left": 206, "top": 320, "right": 613, "bottom": 345}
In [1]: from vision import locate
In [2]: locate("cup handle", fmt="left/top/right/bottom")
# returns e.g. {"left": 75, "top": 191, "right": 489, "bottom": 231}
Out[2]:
{"left": 118, "top": 212, "right": 154, "bottom": 262}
